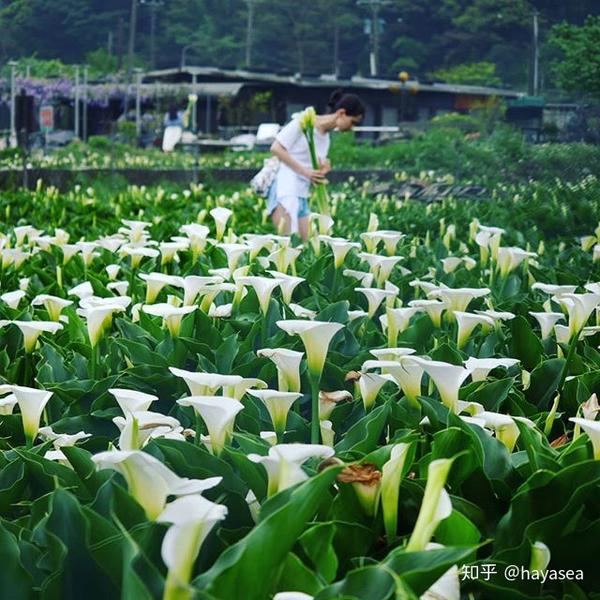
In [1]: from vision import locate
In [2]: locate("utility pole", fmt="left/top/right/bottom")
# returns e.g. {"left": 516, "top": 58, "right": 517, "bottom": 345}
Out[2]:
{"left": 357, "top": 0, "right": 391, "bottom": 77}
{"left": 135, "top": 68, "right": 142, "bottom": 137}
{"left": 82, "top": 65, "right": 89, "bottom": 141}
{"left": 8, "top": 61, "right": 17, "bottom": 148}
{"left": 333, "top": 18, "right": 340, "bottom": 78}
{"left": 531, "top": 9, "right": 539, "bottom": 96}
{"left": 140, "top": 0, "right": 163, "bottom": 70}
{"left": 244, "top": 0, "right": 263, "bottom": 68}
{"left": 74, "top": 65, "right": 80, "bottom": 139}
{"left": 127, "top": 0, "right": 138, "bottom": 81}
{"left": 117, "top": 17, "right": 125, "bottom": 70}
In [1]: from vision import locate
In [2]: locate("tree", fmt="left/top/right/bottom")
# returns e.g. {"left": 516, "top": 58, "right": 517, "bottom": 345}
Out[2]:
{"left": 429, "top": 61, "right": 502, "bottom": 87}
{"left": 550, "top": 16, "right": 600, "bottom": 101}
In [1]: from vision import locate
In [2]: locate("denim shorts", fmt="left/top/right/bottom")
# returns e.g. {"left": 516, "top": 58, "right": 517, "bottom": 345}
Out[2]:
{"left": 267, "top": 181, "right": 310, "bottom": 218}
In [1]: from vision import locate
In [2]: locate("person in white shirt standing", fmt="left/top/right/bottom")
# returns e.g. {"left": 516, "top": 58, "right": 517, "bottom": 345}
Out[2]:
{"left": 269, "top": 90, "right": 366, "bottom": 240}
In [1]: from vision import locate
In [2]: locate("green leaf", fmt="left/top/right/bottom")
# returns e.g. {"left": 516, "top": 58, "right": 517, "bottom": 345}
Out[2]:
{"left": 509, "top": 316, "right": 543, "bottom": 371}
{"left": 299, "top": 522, "right": 339, "bottom": 583}
{"left": 335, "top": 403, "right": 390, "bottom": 454}
{"left": 194, "top": 466, "right": 342, "bottom": 600}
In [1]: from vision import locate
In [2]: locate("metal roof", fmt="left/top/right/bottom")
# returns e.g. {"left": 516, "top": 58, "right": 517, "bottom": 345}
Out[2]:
{"left": 142, "top": 66, "right": 523, "bottom": 98}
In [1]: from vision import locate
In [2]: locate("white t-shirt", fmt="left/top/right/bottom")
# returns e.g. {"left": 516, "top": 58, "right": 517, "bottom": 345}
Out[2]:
{"left": 274, "top": 117, "right": 330, "bottom": 199}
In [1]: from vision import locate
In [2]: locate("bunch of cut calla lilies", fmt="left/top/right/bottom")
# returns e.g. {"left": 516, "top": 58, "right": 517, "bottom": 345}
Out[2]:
{"left": 1, "top": 189, "right": 600, "bottom": 600}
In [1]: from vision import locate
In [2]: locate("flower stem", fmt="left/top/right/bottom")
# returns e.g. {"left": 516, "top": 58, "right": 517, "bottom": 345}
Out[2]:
{"left": 309, "top": 373, "right": 321, "bottom": 444}
{"left": 90, "top": 343, "right": 99, "bottom": 380}
{"left": 195, "top": 413, "right": 203, "bottom": 447}
{"left": 557, "top": 333, "right": 578, "bottom": 396}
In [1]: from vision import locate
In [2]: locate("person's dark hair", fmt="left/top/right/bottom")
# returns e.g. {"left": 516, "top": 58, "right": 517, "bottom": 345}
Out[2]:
{"left": 168, "top": 104, "right": 179, "bottom": 120}
{"left": 327, "top": 89, "right": 366, "bottom": 118}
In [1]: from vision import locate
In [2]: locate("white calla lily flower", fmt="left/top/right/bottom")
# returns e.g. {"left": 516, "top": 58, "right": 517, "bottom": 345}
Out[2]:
{"left": 109, "top": 388, "right": 158, "bottom": 414}
{"left": 0, "top": 384, "right": 53, "bottom": 444}
{"left": 169, "top": 367, "right": 243, "bottom": 396}
{"left": 158, "top": 495, "right": 228, "bottom": 600}
{"left": 358, "top": 372, "right": 395, "bottom": 411}
{"left": 532, "top": 282, "right": 577, "bottom": 296}
{"left": 235, "top": 275, "right": 281, "bottom": 315}
{"left": 480, "top": 411, "right": 534, "bottom": 452}
{"left": 106, "top": 264, "right": 121, "bottom": 280}
{"left": 38, "top": 426, "right": 91, "bottom": 448}
{"left": 77, "top": 304, "right": 125, "bottom": 347}
{"left": 114, "top": 410, "right": 181, "bottom": 450}
{"left": 257, "top": 348, "right": 304, "bottom": 393}
{"left": 248, "top": 443, "right": 334, "bottom": 497}
{"left": 68, "top": 281, "right": 94, "bottom": 300}
{"left": 217, "top": 243, "right": 249, "bottom": 272}
{"left": 228, "top": 377, "right": 267, "bottom": 401}
{"left": 561, "top": 293, "right": 600, "bottom": 339}
{"left": 428, "top": 287, "right": 491, "bottom": 314}
{"left": 266, "top": 270, "right": 304, "bottom": 304}
{"left": 464, "top": 357, "right": 520, "bottom": 382}
{"left": 370, "top": 347, "right": 416, "bottom": 361}
{"left": 356, "top": 287, "right": 397, "bottom": 319}
{"left": 177, "top": 396, "right": 244, "bottom": 455}
{"left": 139, "top": 273, "right": 184, "bottom": 304}
{"left": 93, "top": 450, "right": 221, "bottom": 519}
{"left": 0, "top": 392, "right": 18, "bottom": 415}
{"left": 210, "top": 207, "right": 233, "bottom": 241}
{"left": 276, "top": 320, "right": 344, "bottom": 379}
{"left": 182, "top": 275, "right": 223, "bottom": 306}
{"left": 453, "top": 311, "right": 494, "bottom": 348}
{"left": 381, "top": 307, "right": 419, "bottom": 347}
{"left": 319, "top": 390, "right": 352, "bottom": 420}
{"left": 529, "top": 311, "right": 565, "bottom": 340}
{"left": 31, "top": 294, "right": 73, "bottom": 321}
{"left": 121, "top": 245, "right": 160, "bottom": 268}
{"left": 324, "top": 239, "right": 361, "bottom": 269}
{"left": 320, "top": 420, "right": 335, "bottom": 447}
{"left": 570, "top": 417, "right": 600, "bottom": 459}
{"left": 408, "top": 299, "right": 447, "bottom": 328}
{"left": 3, "top": 320, "right": 63, "bottom": 352}
{"left": 411, "top": 358, "right": 472, "bottom": 414}
{"left": 496, "top": 247, "right": 536, "bottom": 277}
{"left": 441, "top": 257, "right": 462, "bottom": 274}
{"left": 421, "top": 543, "right": 461, "bottom": 600}
{"left": 247, "top": 389, "right": 301, "bottom": 438}
{"left": 1, "top": 290, "right": 26, "bottom": 309}
{"left": 141, "top": 303, "right": 196, "bottom": 336}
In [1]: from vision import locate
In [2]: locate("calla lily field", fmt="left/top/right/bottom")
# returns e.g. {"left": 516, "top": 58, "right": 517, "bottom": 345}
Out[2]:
{"left": 0, "top": 168, "right": 600, "bottom": 600}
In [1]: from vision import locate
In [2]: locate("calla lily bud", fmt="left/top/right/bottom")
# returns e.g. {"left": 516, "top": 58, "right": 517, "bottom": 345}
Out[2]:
{"left": 406, "top": 458, "right": 453, "bottom": 551}
{"left": 320, "top": 420, "right": 335, "bottom": 446}
{"left": 381, "top": 443, "right": 412, "bottom": 539}
{"left": 530, "top": 541, "right": 551, "bottom": 574}
{"left": 337, "top": 463, "right": 382, "bottom": 517}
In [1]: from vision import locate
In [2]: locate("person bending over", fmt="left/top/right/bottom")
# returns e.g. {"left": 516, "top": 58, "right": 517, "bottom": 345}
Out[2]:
{"left": 269, "top": 90, "right": 365, "bottom": 240}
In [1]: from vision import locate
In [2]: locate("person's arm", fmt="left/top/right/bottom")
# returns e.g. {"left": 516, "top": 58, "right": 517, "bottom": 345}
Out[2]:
{"left": 270, "top": 140, "right": 326, "bottom": 184}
